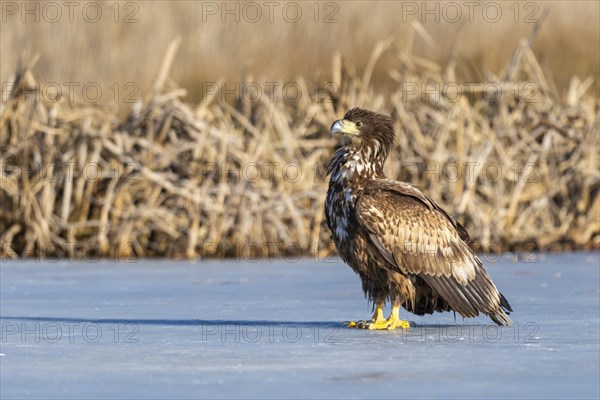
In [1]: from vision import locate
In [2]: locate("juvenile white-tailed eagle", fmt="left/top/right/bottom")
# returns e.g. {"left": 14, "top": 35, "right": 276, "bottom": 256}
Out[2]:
{"left": 325, "top": 108, "right": 512, "bottom": 329}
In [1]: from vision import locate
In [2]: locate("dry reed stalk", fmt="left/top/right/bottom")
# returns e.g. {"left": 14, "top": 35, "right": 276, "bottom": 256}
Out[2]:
{"left": 0, "top": 37, "right": 598, "bottom": 260}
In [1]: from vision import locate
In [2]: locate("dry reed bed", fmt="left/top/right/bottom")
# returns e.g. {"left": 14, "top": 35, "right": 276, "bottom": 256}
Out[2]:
{"left": 1, "top": 40, "right": 598, "bottom": 259}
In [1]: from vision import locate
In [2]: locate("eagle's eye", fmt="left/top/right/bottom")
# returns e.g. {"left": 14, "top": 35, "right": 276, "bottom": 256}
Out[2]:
{"left": 356, "top": 121, "right": 363, "bottom": 128}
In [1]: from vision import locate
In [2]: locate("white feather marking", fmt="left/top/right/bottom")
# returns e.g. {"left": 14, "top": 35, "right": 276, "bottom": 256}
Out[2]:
{"left": 368, "top": 206, "right": 384, "bottom": 219}
{"left": 442, "top": 246, "right": 454, "bottom": 258}
{"left": 454, "top": 264, "right": 471, "bottom": 284}
{"left": 372, "top": 141, "right": 380, "bottom": 154}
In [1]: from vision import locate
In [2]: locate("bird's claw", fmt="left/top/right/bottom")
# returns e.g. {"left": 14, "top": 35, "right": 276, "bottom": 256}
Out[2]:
{"left": 344, "top": 320, "right": 370, "bottom": 329}
{"left": 366, "top": 319, "right": 412, "bottom": 330}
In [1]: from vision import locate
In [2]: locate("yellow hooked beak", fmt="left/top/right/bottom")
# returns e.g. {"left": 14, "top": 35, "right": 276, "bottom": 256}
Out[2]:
{"left": 330, "top": 119, "right": 360, "bottom": 136}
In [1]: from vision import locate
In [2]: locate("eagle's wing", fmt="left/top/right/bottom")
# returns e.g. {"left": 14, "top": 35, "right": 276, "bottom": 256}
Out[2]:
{"left": 356, "top": 179, "right": 512, "bottom": 325}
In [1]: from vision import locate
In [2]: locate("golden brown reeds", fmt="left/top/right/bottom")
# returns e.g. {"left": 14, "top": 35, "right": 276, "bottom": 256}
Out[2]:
{"left": 1, "top": 37, "right": 598, "bottom": 260}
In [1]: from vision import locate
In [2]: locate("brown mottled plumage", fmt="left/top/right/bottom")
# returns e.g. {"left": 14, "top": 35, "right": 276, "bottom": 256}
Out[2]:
{"left": 325, "top": 108, "right": 512, "bottom": 327}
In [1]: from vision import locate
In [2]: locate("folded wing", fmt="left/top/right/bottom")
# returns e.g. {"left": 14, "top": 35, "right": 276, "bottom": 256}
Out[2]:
{"left": 356, "top": 180, "right": 512, "bottom": 326}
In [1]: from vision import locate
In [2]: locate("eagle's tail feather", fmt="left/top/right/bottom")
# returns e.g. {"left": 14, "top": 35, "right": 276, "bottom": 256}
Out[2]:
{"left": 489, "top": 309, "right": 513, "bottom": 326}
{"left": 499, "top": 292, "right": 513, "bottom": 312}
{"left": 489, "top": 293, "right": 513, "bottom": 326}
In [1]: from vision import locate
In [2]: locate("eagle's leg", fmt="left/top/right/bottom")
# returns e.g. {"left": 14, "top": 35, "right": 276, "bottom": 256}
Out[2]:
{"left": 346, "top": 302, "right": 385, "bottom": 328}
{"left": 366, "top": 304, "right": 410, "bottom": 330}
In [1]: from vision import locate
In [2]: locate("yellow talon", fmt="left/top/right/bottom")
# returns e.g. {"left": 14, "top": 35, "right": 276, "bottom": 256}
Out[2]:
{"left": 345, "top": 302, "right": 386, "bottom": 329}
{"left": 366, "top": 319, "right": 410, "bottom": 330}
{"left": 366, "top": 305, "right": 411, "bottom": 330}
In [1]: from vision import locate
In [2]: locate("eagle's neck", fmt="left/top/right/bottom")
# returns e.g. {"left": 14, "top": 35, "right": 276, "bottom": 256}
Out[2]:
{"left": 328, "top": 142, "right": 388, "bottom": 191}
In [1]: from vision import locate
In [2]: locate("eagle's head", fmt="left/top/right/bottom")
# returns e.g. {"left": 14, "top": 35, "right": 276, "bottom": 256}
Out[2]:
{"left": 330, "top": 108, "right": 395, "bottom": 157}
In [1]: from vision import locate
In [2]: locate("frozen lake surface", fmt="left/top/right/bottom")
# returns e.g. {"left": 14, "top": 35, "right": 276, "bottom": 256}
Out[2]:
{"left": 1, "top": 252, "right": 599, "bottom": 399}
